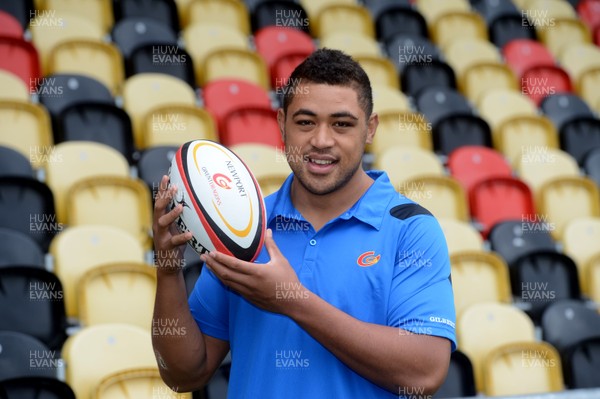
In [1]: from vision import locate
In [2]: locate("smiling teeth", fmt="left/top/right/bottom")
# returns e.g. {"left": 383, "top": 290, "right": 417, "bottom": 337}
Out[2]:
{"left": 311, "top": 159, "right": 333, "bottom": 165}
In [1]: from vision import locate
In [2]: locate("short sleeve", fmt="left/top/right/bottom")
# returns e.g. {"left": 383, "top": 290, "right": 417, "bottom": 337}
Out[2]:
{"left": 188, "top": 266, "right": 230, "bottom": 341}
{"left": 387, "top": 214, "right": 457, "bottom": 351}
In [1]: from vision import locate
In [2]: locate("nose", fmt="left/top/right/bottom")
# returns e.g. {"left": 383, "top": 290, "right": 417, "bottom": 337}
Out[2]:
{"left": 310, "top": 123, "right": 335, "bottom": 149}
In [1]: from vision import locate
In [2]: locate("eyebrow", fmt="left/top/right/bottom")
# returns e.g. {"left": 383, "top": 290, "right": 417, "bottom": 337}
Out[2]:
{"left": 291, "top": 109, "right": 359, "bottom": 120}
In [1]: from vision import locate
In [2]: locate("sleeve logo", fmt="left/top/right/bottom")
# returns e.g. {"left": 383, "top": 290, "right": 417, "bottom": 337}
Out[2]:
{"left": 357, "top": 251, "right": 381, "bottom": 267}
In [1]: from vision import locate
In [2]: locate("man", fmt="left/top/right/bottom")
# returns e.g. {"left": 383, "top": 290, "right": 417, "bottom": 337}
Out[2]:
{"left": 152, "top": 48, "right": 456, "bottom": 398}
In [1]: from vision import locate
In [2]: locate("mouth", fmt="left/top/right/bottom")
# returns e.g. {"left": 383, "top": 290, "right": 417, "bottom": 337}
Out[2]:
{"left": 306, "top": 156, "right": 338, "bottom": 174}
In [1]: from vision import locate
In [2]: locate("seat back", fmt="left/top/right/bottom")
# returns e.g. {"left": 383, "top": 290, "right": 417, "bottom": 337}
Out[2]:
{"left": 488, "top": 220, "right": 556, "bottom": 266}
{"left": 94, "top": 368, "right": 191, "bottom": 399}
{"left": 0, "top": 331, "right": 56, "bottom": 381}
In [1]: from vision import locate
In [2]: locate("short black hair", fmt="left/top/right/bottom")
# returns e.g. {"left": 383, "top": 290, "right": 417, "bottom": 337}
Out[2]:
{"left": 281, "top": 48, "right": 373, "bottom": 118}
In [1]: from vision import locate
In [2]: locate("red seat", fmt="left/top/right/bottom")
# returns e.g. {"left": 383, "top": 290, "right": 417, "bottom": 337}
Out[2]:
{"left": 0, "top": 10, "right": 24, "bottom": 38}
{"left": 202, "top": 79, "right": 272, "bottom": 134}
{"left": 222, "top": 107, "right": 283, "bottom": 148}
{"left": 448, "top": 146, "right": 513, "bottom": 193}
{"left": 578, "top": 0, "right": 600, "bottom": 33}
{"left": 521, "top": 66, "right": 572, "bottom": 106}
{"left": 595, "top": 25, "right": 600, "bottom": 46}
{"left": 502, "top": 39, "right": 555, "bottom": 79}
{"left": 0, "top": 36, "right": 40, "bottom": 92}
{"left": 469, "top": 176, "right": 535, "bottom": 237}
{"left": 254, "top": 26, "right": 315, "bottom": 88}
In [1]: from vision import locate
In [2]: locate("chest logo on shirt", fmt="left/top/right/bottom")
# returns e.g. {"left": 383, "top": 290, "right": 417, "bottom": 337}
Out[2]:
{"left": 357, "top": 251, "right": 381, "bottom": 267}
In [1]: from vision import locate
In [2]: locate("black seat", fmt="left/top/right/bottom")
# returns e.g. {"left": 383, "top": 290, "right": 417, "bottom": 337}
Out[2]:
{"left": 128, "top": 43, "right": 195, "bottom": 87}
{"left": 0, "top": 228, "right": 45, "bottom": 268}
{"left": 112, "top": 0, "right": 180, "bottom": 33}
{"left": 57, "top": 102, "right": 135, "bottom": 163}
{"left": 0, "top": 331, "right": 56, "bottom": 381}
{"left": 563, "top": 336, "right": 600, "bottom": 389}
{"left": 0, "top": 177, "right": 57, "bottom": 251}
{"left": 374, "top": 5, "right": 428, "bottom": 42}
{"left": 489, "top": 220, "right": 557, "bottom": 266}
{"left": 0, "top": 377, "right": 76, "bottom": 399}
{"left": 511, "top": 251, "right": 581, "bottom": 322}
{"left": 433, "top": 114, "right": 492, "bottom": 155}
{"left": 435, "top": 350, "right": 476, "bottom": 398}
{"left": 0, "top": 0, "right": 33, "bottom": 29}
{"left": 401, "top": 60, "right": 456, "bottom": 98}
{"left": 541, "top": 299, "right": 600, "bottom": 355}
{"left": 559, "top": 116, "right": 600, "bottom": 164}
{"left": 0, "top": 267, "right": 68, "bottom": 350}
{"left": 137, "top": 145, "right": 178, "bottom": 199}
{"left": 363, "top": 0, "right": 411, "bottom": 15}
{"left": 489, "top": 14, "right": 536, "bottom": 48}
{"left": 385, "top": 35, "right": 441, "bottom": 72}
{"left": 415, "top": 86, "right": 472, "bottom": 128}
{"left": 471, "top": 0, "right": 520, "bottom": 23}
{"left": 251, "top": 0, "right": 310, "bottom": 34}
{"left": 0, "top": 146, "right": 34, "bottom": 178}
{"left": 112, "top": 17, "right": 178, "bottom": 59}
{"left": 583, "top": 147, "right": 600, "bottom": 188}
{"left": 540, "top": 93, "right": 595, "bottom": 131}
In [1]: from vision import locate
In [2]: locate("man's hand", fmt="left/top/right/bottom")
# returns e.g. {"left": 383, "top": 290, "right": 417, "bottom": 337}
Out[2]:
{"left": 201, "top": 229, "right": 307, "bottom": 314}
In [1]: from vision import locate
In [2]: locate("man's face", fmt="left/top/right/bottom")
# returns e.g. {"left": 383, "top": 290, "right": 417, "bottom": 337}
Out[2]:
{"left": 277, "top": 83, "right": 377, "bottom": 196}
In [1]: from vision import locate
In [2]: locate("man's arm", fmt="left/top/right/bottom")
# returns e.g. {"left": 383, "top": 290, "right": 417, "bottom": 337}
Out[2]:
{"left": 152, "top": 176, "right": 230, "bottom": 392}
{"left": 202, "top": 229, "right": 451, "bottom": 395}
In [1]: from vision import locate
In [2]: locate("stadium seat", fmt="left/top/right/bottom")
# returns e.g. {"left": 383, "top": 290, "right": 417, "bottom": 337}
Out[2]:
{"left": 50, "top": 225, "right": 146, "bottom": 319}
{"left": 435, "top": 350, "right": 477, "bottom": 398}
{"left": 578, "top": 0, "right": 600, "bottom": 33}
{"left": 538, "top": 18, "right": 591, "bottom": 57}
{"left": 229, "top": 143, "right": 288, "bottom": 194}
{"left": 0, "top": 70, "right": 29, "bottom": 102}
{"left": 438, "top": 218, "right": 484, "bottom": 255}
{"left": 584, "top": 147, "right": 600, "bottom": 188}
{"left": 433, "top": 115, "right": 490, "bottom": 156}
{"left": 540, "top": 92, "right": 595, "bottom": 131}
{"left": 65, "top": 176, "right": 153, "bottom": 250}
{"left": 372, "top": 85, "right": 411, "bottom": 115}
{"left": 0, "top": 331, "right": 57, "bottom": 381}
{"left": 457, "top": 302, "right": 536, "bottom": 392}
{"left": 520, "top": 65, "right": 572, "bottom": 105}
{"left": 94, "top": 368, "right": 192, "bottom": 399}
{"left": 136, "top": 145, "right": 178, "bottom": 198}
{"left": 221, "top": 107, "right": 283, "bottom": 148}
{"left": 448, "top": 145, "right": 512, "bottom": 194}
{"left": 250, "top": 0, "right": 310, "bottom": 34}
{"left": 112, "top": 17, "right": 178, "bottom": 60}
{"left": 472, "top": 0, "right": 520, "bottom": 23}
{"left": 374, "top": 4, "right": 428, "bottom": 42}
{"left": 122, "top": 73, "right": 197, "bottom": 148}
{"left": 202, "top": 48, "right": 270, "bottom": 90}
{"left": 0, "top": 266, "right": 67, "bottom": 350}
{"left": 415, "top": 86, "right": 472, "bottom": 128}
{"left": 319, "top": 31, "right": 381, "bottom": 57}
{"left": 142, "top": 104, "right": 217, "bottom": 149}
{"left": 461, "top": 63, "right": 519, "bottom": 104}
{"left": 431, "top": 11, "right": 488, "bottom": 49}
{"left": 61, "top": 324, "right": 158, "bottom": 399}
{"left": 44, "top": 141, "right": 130, "bottom": 223}
{"left": 494, "top": 118, "right": 558, "bottom": 167}
{"left": 577, "top": 67, "right": 600, "bottom": 115}
{"left": 400, "top": 60, "right": 457, "bottom": 98}
{"left": 0, "top": 145, "right": 34, "bottom": 178}
{"left": 399, "top": 176, "right": 469, "bottom": 221}
{"left": 38, "top": 0, "right": 113, "bottom": 33}
{"left": 563, "top": 217, "right": 600, "bottom": 288}
{"left": 314, "top": 3, "right": 374, "bottom": 39}
{"left": 510, "top": 251, "right": 581, "bottom": 321}
{"left": 526, "top": 0, "right": 577, "bottom": 18}
{"left": 537, "top": 176, "right": 600, "bottom": 240}
{"left": 588, "top": 253, "right": 600, "bottom": 304}
{"left": 127, "top": 44, "right": 195, "bottom": 88}
{"left": 385, "top": 35, "right": 441, "bottom": 72}
{"left": 0, "top": 8, "right": 25, "bottom": 37}
{"left": 112, "top": 0, "right": 180, "bottom": 33}
{"left": 489, "top": 14, "right": 537, "bottom": 48}
{"left": 488, "top": 219, "right": 556, "bottom": 265}
{"left": 0, "top": 227, "right": 45, "bottom": 268}
{"left": 541, "top": 299, "right": 600, "bottom": 355}
{"left": 469, "top": 176, "right": 536, "bottom": 236}
{"left": 373, "top": 146, "right": 444, "bottom": 189}
{"left": 0, "top": 36, "right": 41, "bottom": 92}
{"left": 559, "top": 116, "right": 600, "bottom": 165}
{"left": 78, "top": 262, "right": 156, "bottom": 330}
{"left": 355, "top": 56, "right": 399, "bottom": 89}
{"left": 187, "top": 0, "right": 250, "bottom": 34}
{"left": 57, "top": 102, "right": 135, "bottom": 163}
{"left": 502, "top": 39, "right": 556, "bottom": 79}
{"left": 0, "top": 177, "right": 57, "bottom": 251}
{"left": 483, "top": 341, "right": 564, "bottom": 396}
{"left": 559, "top": 42, "right": 600, "bottom": 85}
{"left": 563, "top": 336, "right": 600, "bottom": 389}
{"left": 415, "top": 0, "right": 470, "bottom": 25}
{"left": 478, "top": 89, "right": 538, "bottom": 132}
{"left": 369, "top": 111, "right": 432, "bottom": 156}
{"left": 299, "top": 0, "right": 355, "bottom": 21}
{"left": 0, "top": 376, "right": 76, "bottom": 399}
{"left": 515, "top": 148, "right": 580, "bottom": 196}
{"left": 444, "top": 37, "right": 502, "bottom": 79}
{"left": 450, "top": 251, "right": 512, "bottom": 317}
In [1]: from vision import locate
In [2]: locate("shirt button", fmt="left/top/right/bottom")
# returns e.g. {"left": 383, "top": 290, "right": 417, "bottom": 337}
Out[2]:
{"left": 309, "top": 239, "right": 317, "bottom": 246}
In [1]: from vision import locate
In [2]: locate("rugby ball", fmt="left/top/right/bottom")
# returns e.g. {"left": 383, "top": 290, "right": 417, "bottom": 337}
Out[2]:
{"left": 168, "top": 140, "right": 266, "bottom": 262}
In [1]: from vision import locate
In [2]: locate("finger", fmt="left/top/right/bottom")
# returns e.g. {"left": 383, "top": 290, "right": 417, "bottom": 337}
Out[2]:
{"left": 209, "top": 251, "right": 255, "bottom": 276}
{"left": 157, "top": 203, "right": 183, "bottom": 230}
{"left": 170, "top": 231, "right": 192, "bottom": 247}
{"left": 263, "top": 229, "right": 283, "bottom": 262}
{"left": 203, "top": 253, "right": 252, "bottom": 283}
{"left": 153, "top": 176, "right": 175, "bottom": 217}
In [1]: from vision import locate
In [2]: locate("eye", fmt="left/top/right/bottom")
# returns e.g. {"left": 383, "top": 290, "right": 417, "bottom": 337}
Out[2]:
{"left": 333, "top": 121, "right": 354, "bottom": 128}
{"left": 295, "top": 119, "right": 314, "bottom": 126}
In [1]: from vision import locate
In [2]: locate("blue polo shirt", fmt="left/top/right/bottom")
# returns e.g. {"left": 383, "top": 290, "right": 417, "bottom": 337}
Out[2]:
{"left": 189, "top": 170, "right": 456, "bottom": 399}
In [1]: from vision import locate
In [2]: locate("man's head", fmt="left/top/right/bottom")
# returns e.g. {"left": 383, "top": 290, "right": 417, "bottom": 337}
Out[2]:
{"left": 281, "top": 48, "right": 373, "bottom": 119}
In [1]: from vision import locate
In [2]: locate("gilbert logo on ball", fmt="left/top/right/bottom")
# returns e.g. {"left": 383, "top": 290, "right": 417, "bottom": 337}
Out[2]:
{"left": 168, "top": 140, "right": 266, "bottom": 262}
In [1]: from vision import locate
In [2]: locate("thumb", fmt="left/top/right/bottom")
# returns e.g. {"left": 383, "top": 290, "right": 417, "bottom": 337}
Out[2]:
{"left": 264, "top": 228, "right": 283, "bottom": 262}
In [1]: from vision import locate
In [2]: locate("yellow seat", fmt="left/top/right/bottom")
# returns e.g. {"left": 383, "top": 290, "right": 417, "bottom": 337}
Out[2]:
{"left": 30, "top": 11, "right": 104, "bottom": 74}
{"left": 202, "top": 48, "right": 270, "bottom": 90}
{"left": 37, "top": 0, "right": 113, "bottom": 33}
{"left": 416, "top": 0, "right": 470, "bottom": 25}
{"left": 174, "top": 0, "right": 195, "bottom": 27}
{"left": 483, "top": 341, "right": 563, "bottom": 396}
{"left": 300, "top": 0, "right": 355, "bottom": 20}
{"left": 62, "top": 324, "right": 158, "bottom": 399}
{"left": 516, "top": 148, "right": 579, "bottom": 197}
{"left": 461, "top": 63, "right": 518, "bottom": 104}
{"left": 400, "top": 176, "right": 469, "bottom": 221}
{"left": 372, "top": 85, "right": 411, "bottom": 115}
{"left": 578, "top": 67, "right": 600, "bottom": 115}
{"left": 526, "top": 0, "right": 577, "bottom": 19}
{"left": 66, "top": 176, "right": 153, "bottom": 250}
{"left": 369, "top": 111, "right": 433, "bottom": 155}
{"left": 122, "top": 73, "right": 197, "bottom": 148}
{"left": 431, "top": 11, "right": 488, "bottom": 49}
{"left": 438, "top": 218, "right": 484, "bottom": 255}
{"left": 95, "top": 368, "right": 192, "bottom": 399}
{"left": 537, "top": 177, "right": 600, "bottom": 240}
{"left": 314, "top": 4, "right": 374, "bottom": 39}
{"left": 458, "top": 302, "right": 536, "bottom": 392}
{"left": 559, "top": 43, "right": 600, "bottom": 84}
{"left": 587, "top": 253, "right": 600, "bottom": 303}
{"left": 45, "top": 141, "right": 130, "bottom": 223}
{"left": 563, "top": 217, "right": 600, "bottom": 291}
{"left": 538, "top": 18, "right": 591, "bottom": 57}
{"left": 50, "top": 225, "right": 146, "bottom": 319}
{"left": 187, "top": 0, "right": 250, "bottom": 34}
{"left": 79, "top": 262, "right": 156, "bottom": 330}
{"left": 0, "top": 70, "right": 29, "bottom": 102}
{"left": 373, "top": 147, "right": 444, "bottom": 189}
{"left": 47, "top": 39, "right": 124, "bottom": 95}
{"left": 355, "top": 55, "right": 399, "bottom": 90}
{"left": 444, "top": 38, "right": 502, "bottom": 78}
{"left": 0, "top": 100, "right": 52, "bottom": 168}
{"left": 450, "top": 251, "right": 512, "bottom": 318}
{"left": 478, "top": 89, "right": 537, "bottom": 131}
{"left": 495, "top": 115, "right": 558, "bottom": 167}
{"left": 320, "top": 31, "right": 381, "bottom": 57}
{"left": 142, "top": 104, "right": 217, "bottom": 149}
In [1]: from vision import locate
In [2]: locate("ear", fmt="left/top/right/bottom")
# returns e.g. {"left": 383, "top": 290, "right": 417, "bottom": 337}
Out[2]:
{"left": 366, "top": 112, "right": 378, "bottom": 145}
{"left": 277, "top": 108, "right": 286, "bottom": 141}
